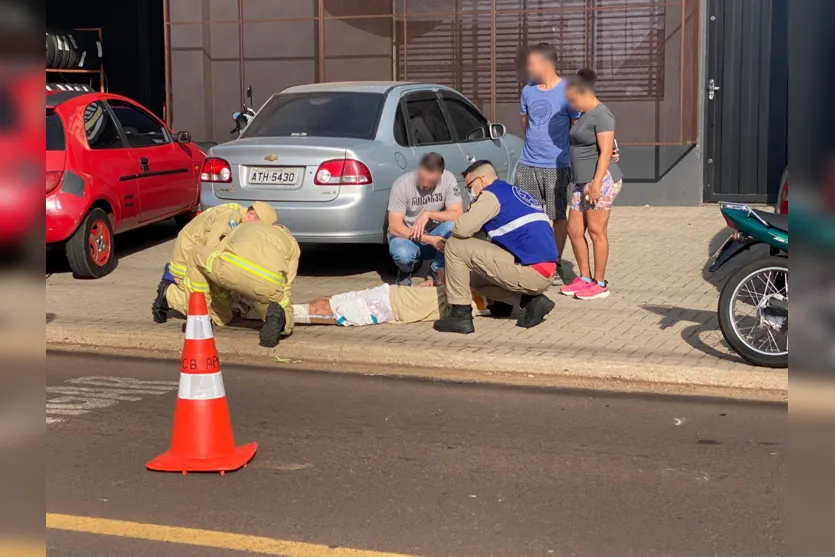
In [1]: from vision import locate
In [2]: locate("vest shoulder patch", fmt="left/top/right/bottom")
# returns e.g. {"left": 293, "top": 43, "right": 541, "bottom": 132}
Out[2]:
{"left": 511, "top": 186, "right": 542, "bottom": 210}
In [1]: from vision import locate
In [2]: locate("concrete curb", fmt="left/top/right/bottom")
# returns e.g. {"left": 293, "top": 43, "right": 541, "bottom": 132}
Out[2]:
{"left": 47, "top": 323, "right": 787, "bottom": 403}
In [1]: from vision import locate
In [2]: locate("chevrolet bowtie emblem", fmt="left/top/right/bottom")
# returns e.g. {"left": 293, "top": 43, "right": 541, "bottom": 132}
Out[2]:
{"left": 264, "top": 154, "right": 278, "bottom": 161}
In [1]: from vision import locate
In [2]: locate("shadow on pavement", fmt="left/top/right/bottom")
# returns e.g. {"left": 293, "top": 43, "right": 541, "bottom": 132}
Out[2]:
{"left": 46, "top": 219, "right": 181, "bottom": 277}
{"left": 701, "top": 226, "right": 769, "bottom": 294}
{"left": 642, "top": 304, "right": 747, "bottom": 365}
{"left": 298, "top": 243, "right": 394, "bottom": 281}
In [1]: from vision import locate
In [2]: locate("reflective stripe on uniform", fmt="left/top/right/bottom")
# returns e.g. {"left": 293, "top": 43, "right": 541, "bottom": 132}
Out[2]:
{"left": 185, "top": 314, "right": 213, "bottom": 340}
{"left": 168, "top": 262, "right": 187, "bottom": 278}
{"left": 278, "top": 296, "right": 290, "bottom": 308}
{"left": 184, "top": 277, "right": 209, "bottom": 293}
{"left": 178, "top": 371, "right": 225, "bottom": 401}
{"left": 218, "top": 252, "right": 285, "bottom": 286}
{"left": 206, "top": 251, "right": 222, "bottom": 273}
{"left": 486, "top": 212, "right": 552, "bottom": 239}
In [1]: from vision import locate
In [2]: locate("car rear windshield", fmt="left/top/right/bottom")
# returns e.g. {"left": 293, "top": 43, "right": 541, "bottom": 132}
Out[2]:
{"left": 47, "top": 109, "right": 66, "bottom": 151}
{"left": 240, "top": 92, "right": 384, "bottom": 140}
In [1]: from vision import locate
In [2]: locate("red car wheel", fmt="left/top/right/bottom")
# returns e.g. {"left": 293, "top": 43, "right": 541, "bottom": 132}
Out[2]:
{"left": 88, "top": 218, "right": 112, "bottom": 266}
{"left": 65, "top": 208, "right": 117, "bottom": 279}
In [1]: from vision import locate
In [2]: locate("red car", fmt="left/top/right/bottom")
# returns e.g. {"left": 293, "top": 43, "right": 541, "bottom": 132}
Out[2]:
{"left": 46, "top": 90, "right": 205, "bottom": 278}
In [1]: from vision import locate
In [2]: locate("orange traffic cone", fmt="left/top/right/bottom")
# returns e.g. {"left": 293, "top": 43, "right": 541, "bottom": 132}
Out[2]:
{"left": 147, "top": 292, "right": 257, "bottom": 474}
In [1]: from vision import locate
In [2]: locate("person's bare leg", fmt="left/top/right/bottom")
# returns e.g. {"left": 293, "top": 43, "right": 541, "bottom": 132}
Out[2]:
{"left": 567, "top": 208, "right": 591, "bottom": 278}
{"left": 585, "top": 209, "right": 611, "bottom": 282}
{"left": 552, "top": 218, "right": 568, "bottom": 264}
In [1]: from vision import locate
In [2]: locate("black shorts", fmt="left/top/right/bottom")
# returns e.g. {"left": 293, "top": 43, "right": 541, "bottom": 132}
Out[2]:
{"left": 513, "top": 164, "right": 572, "bottom": 220}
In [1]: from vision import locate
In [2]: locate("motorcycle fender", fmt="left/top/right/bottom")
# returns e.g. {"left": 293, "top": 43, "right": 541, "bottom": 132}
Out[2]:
{"left": 708, "top": 239, "right": 760, "bottom": 272}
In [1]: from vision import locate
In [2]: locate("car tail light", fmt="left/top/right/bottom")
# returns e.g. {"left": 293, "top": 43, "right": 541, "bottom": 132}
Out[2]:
{"left": 200, "top": 157, "right": 232, "bottom": 183}
{"left": 46, "top": 170, "right": 63, "bottom": 193}
{"left": 314, "top": 158, "right": 372, "bottom": 185}
{"left": 777, "top": 178, "right": 788, "bottom": 214}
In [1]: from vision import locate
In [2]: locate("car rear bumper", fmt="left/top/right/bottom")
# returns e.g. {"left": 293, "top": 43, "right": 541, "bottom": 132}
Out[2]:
{"left": 46, "top": 193, "right": 86, "bottom": 244}
{"left": 200, "top": 185, "right": 388, "bottom": 244}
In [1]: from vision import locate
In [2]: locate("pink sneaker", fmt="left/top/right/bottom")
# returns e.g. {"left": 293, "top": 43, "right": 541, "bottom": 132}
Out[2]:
{"left": 574, "top": 281, "right": 610, "bottom": 300}
{"left": 559, "top": 277, "right": 591, "bottom": 296}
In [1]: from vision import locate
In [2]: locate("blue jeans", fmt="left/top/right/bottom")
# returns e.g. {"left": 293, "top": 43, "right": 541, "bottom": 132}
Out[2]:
{"left": 388, "top": 220, "right": 454, "bottom": 273}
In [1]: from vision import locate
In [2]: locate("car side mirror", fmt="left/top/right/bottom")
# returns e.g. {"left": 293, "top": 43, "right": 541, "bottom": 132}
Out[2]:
{"left": 489, "top": 123, "right": 506, "bottom": 140}
{"left": 176, "top": 131, "right": 192, "bottom": 144}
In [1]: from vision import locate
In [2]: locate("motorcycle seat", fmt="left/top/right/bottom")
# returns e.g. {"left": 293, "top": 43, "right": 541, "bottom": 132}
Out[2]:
{"left": 753, "top": 209, "right": 788, "bottom": 232}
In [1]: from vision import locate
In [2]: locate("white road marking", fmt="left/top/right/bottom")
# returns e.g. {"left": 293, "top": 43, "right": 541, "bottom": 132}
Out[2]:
{"left": 46, "top": 376, "right": 178, "bottom": 425}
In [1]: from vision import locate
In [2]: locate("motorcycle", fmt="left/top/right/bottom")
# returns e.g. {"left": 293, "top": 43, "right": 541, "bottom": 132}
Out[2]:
{"left": 708, "top": 202, "right": 788, "bottom": 368}
{"left": 231, "top": 85, "right": 257, "bottom": 135}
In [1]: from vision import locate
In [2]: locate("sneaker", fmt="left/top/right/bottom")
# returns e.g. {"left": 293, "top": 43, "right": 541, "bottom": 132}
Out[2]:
{"left": 574, "top": 281, "right": 610, "bottom": 300}
{"left": 551, "top": 263, "right": 566, "bottom": 286}
{"left": 559, "top": 277, "right": 591, "bottom": 296}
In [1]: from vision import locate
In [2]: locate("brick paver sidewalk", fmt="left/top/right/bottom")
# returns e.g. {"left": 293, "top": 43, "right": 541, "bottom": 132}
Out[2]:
{"left": 46, "top": 207, "right": 787, "bottom": 396}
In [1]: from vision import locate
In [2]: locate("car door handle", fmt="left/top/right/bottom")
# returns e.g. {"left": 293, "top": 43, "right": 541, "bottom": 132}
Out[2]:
{"left": 465, "top": 153, "right": 475, "bottom": 163}
{"left": 139, "top": 157, "right": 149, "bottom": 172}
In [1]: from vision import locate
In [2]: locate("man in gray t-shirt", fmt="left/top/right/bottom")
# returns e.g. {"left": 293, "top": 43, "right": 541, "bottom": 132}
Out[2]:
{"left": 387, "top": 153, "right": 464, "bottom": 286}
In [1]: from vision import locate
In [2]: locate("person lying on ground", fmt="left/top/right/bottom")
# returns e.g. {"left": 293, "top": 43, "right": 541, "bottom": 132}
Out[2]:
{"left": 152, "top": 201, "right": 277, "bottom": 325}
{"left": 285, "top": 282, "right": 494, "bottom": 327}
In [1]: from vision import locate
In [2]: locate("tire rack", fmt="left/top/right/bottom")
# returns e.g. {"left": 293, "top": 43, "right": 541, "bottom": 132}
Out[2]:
{"left": 45, "top": 27, "right": 105, "bottom": 93}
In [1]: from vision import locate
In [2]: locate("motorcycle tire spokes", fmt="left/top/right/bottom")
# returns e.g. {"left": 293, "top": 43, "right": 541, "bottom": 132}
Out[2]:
{"left": 730, "top": 267, "right": 788, "bottom": 357}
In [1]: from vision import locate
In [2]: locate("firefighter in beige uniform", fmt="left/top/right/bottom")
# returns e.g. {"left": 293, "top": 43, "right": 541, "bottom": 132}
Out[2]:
{"left": 152, "top": 201, "right": 277, "bottom": 325}
{"left": 184, "top": 221, "right": 300, "bottom": 347}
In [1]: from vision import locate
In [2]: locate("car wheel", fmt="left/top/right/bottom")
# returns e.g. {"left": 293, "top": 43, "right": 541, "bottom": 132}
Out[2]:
{"left": 65, "top": 208, "right": 117, "bottom": 279}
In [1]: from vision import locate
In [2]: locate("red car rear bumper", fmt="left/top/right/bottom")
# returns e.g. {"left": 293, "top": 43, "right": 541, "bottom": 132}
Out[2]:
{"left": 46, "top": 191, "right": 88, "bottom": 244}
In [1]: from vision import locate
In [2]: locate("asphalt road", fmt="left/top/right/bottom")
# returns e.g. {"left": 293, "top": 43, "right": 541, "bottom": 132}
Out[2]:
{"left": 47, "top": 352, "right": 786, "bottom": 557}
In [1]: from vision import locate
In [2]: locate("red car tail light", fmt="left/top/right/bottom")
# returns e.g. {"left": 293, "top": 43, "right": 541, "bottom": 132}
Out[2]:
{"left": 314, "top": 158, "right": 372, "bottom": 186}
{"left": 46, "top": 170, "right": 63, "bottom": 193}
{"left": 200, "top": 157, "right": 232, "bottom": 183}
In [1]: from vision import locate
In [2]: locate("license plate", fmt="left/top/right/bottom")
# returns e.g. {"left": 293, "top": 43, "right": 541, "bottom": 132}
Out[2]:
{"left": 247, "top": 167, "right": 302, "bottom": 185}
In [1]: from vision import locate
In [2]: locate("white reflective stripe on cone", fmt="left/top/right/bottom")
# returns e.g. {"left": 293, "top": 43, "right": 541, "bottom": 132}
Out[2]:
{"left": 178, "top": 372, "right": 226, "bottom": 400}
{"left": 185, "top": 314, "right": 213, "bottom": 340}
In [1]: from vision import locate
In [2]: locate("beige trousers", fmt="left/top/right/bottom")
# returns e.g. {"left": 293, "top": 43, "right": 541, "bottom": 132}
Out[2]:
{"left": 444, "top": 237, "right": 552, "bottom": 306}
{"left": 166, "top": 277, "right": 233, "bottom": 326}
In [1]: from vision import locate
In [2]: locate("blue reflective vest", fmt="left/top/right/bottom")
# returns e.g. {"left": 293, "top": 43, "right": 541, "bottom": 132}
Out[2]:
{"left": 481, "top": 180, "right": 559, "bottom": 265}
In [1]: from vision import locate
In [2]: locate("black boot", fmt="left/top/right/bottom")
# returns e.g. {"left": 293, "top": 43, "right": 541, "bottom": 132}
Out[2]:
{"left": 433, "top": 304, "right": 475, "bottom": 334}
{"left": 487, "top": 301, "right": 514, "bottom": 318}
{"left": 259, "top": 302, "right": 287, "bottom": 347}
{"left": 517, "top": 294, "right": 555, "bottom": 329}
{"left": 152, "top": 280, "right": 172, "bottom": 324}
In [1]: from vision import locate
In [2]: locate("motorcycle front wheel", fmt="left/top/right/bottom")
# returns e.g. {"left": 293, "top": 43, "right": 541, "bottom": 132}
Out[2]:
{"left": 718, "top": 257, "right": 788, "bottom": 368}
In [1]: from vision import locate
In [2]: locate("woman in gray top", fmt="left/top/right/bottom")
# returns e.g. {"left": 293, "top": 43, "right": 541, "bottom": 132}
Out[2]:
{"left": 559, "top": 69, "right": 623, "bottom": 300}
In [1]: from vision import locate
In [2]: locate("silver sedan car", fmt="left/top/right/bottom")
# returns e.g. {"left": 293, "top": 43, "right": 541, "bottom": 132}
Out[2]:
{"left": 200, "top": 81, "right": 523, "bottom": 244}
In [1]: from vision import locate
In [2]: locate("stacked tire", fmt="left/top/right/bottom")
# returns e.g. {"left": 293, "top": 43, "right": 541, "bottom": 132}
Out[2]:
{"left": 46, "top": 29, "right": 103, "bottom": 70}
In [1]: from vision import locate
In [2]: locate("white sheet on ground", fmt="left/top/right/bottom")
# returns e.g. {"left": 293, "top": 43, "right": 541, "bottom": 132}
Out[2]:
{"left": 330, "top": 284, "right": 394, "bottom": 326}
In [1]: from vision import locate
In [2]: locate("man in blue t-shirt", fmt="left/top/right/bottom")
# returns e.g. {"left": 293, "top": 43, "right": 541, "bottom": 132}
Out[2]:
{"left": 515, "top": 43, "right": 580, "bottom": 286}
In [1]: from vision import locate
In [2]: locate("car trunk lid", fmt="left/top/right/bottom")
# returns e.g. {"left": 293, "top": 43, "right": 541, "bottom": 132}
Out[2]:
{"left": 208, "top": 137, "right": 371, "bottom": 202}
